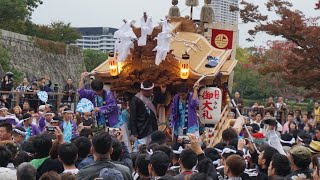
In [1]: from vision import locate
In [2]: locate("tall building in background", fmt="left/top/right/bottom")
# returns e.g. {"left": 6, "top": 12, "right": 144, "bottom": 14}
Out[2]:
{"left": 210, "top": 0, "right": 238, "bottom": 25}
{"left": 75, "top": 27, "right": 117, "bottom": 52}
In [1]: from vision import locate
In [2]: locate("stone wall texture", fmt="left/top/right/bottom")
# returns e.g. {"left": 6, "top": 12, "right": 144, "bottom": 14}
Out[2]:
{"left": 0, "top": 29, "right": 85, "bottom": 89}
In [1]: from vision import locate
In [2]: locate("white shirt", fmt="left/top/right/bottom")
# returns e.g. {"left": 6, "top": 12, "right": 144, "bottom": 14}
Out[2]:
{"left": 63, "top": 168, "right": 79, "bottom": 174}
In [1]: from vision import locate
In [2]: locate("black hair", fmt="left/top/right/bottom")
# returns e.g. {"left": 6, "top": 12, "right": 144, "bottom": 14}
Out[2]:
{"left": 297, "top": 131, "right": 312, "bottom": 145}
{"left": 91, "top": 79, "right": 104, "bottom": 91}
{"left": 190, "top": 173, "right": 213, "bottom": 180}
{"left": 180, "top": 149, "right": 197, "bottom": 170}
{"left": 204, "top": 148, "right": 220, "bottom": 162}
{"left": 222, "top": 128, "right": 238, "bottom": 143}
{"left": 177, "top": 83, "right": 188, "bottom": 93}
{"left": 292, "top": 129, "right": 302, "bottom": 140}
{"left": 150, "top": 151, "right": 170, "bottom": 176}
{"left": 262, "top": 146, "right": 279, "bottom": 168}
{"left": 135, "top": 154, "right": 150, "bottom": 177}
{"left": 141, "top": 80, "right": 153, "bottom": 89}
{"left": 221, "top": 145, "right": 239, "bottom": 159}
{"left": 0, "top": 122, "right": 12, "bottom": 133}
{"left": 58, "top": 143, "right": 78, "bottom": 166}
{"left": 21, "top": 141, "right": 35, "bottom": 155}
{"left": 79, "top": 128, "right": 93, "bottom": 138}
{"left": 0, "top": 145, "right": 12, "bottom": 167}
{"left": 271, "top": 153, "right": 291, "bottom": 177}
{"left": 73, "top": 136, "right": 91, "bottom": 159}
{"left": 213, "top": 142, "right": 226, "bottom": 151}
{"left": 2, "top": 141, "right": 18, "bottom": 160}
{"left": 153, "top": 145, "right": 174, "bottom": 161}
{"left": 150, "top": 130, "right": 167, "bottom": 145}
{"left": 111, "top": 138, "right": 122, "bottom": 161}
{"left": 131, "top": 152, "right": 139, "bottom": 169}
{"left": 291, "top": 153, "right": 311, "bottom": 169}
{"left": 92, "top": 132, "right": 112, "bottom": 155}
{"left": 229, "top": 139, "right": 239, "bottom": 150}
{"left": 196, "top": 158, "right": 219, "bottom": 179}
{"left": 32, "top": 134, "right": 53, "bottom": 158}
{"left": 13, "top": 151, "right": 30, "bottom": 167}
{"left": 288, "top": 112, "right": 294, "bottom": 117}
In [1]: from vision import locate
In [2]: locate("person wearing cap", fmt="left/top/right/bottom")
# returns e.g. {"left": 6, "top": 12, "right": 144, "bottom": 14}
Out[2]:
{"left": 12, "top": 127, "right": 27, "bottom": 145}
{"left": 60, "top": 108, "right": 78, "bottom": 142}
{"left": 307, "top": 140, "right": 320, "bottom": 154}
{"left": 0, "top": 106, "right": 19, "bottom": 125}
{"left": 286, "top": 145, "right": 313, "bottom": 179}
{"left": 129, "top": 80, "right": 167, "bottom": 151}
{"left": 84, "top": 76, "right": 95, "bottom": 90}
{"left": 78, "top": 72, "right": 119, "bottom": 128}
{"left": 169, "top": 82, "right": 200, "bottom": 137}
{"left": 16, "top": 113, "right": 41, "bottom": 141}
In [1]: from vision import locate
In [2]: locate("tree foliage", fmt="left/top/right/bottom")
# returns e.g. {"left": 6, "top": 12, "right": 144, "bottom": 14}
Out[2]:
{"left": 83, "top": 49, "right": 108, "bottom": 72}
{"left": 26, "top": 21, "right": 81, "bottom": 44}
{"left": 0, "top": 1, "right": 80, "bottom": 44}
{"left": 233, "top": 0, "right": 320, "bottom": 97}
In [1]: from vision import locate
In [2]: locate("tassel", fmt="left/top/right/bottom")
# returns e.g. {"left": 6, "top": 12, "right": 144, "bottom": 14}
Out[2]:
{"left": 185, "top": 0, "right": 199, "bottom": 6}
{"left": 169, "top": 6, "right": 181, "bottom": 17}
{"left": 200, "top": 4, "right": 214, "bottom": 23}
{"left": 169, "top": 0, "right": 181, "bottom": 17}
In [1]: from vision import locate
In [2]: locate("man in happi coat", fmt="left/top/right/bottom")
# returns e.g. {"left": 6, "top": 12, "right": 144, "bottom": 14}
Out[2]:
{"left": 16, "top": 113, "right": 41, "bottom": 141}
{"left": 78, "top": 72, "right": 119, "bottom": 128}
{"left": 169, "top": 83, "right": 200, "bottom": 137}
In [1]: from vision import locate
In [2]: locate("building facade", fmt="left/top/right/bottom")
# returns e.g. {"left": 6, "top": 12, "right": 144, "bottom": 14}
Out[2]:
{"left": 75, "top": 27, "right": 117, "bottom": 52}
{"left": 210, "top": 0, "right": 238, "bottom": 25}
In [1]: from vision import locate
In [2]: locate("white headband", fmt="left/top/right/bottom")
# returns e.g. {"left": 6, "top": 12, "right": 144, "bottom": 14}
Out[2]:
{"left": 141, "top": 83, "right": 154, "bottom": 90}
{"left": 0, "top": 107, "right": 8, "bottom": 111}
{"left": 280, "top": 138, "right": 295, "bottom": 145}
{"left": 214, "top": 148, "right": 223, "bottom": 153}
{"left": 221, "top": 148, "right": 237, "bottom": 155}
{"left": 212, "top": 159, "right": 220, "bottom": 165}
{"left": 297, "top": 136, "right": 303, "bottom": 142}
{"left": 13, "top": 129, "right": 27, "bottom": 136}
{"left": 173, "top": 146, "right": 184, "bottom": 154}
{"left": 63, "top": 110, "right": 73, "bottom": 114}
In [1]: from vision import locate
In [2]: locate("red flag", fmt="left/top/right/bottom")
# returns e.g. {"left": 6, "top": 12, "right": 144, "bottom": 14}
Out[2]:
{"left": 211, "top": 29, "right": 233, "bottom": 49}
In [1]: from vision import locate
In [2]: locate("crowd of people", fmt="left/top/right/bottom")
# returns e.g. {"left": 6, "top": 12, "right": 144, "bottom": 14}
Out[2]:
{"left": 1, "top": 71, "right": 320, "bottom": 180}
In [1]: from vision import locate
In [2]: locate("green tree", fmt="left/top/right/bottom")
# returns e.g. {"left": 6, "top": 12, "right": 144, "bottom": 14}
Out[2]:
{"left": 83, "top": 49, "right": 108, "bottom": 72}
{"left": 0, "top": 0, "right": 28, "bottom": 32}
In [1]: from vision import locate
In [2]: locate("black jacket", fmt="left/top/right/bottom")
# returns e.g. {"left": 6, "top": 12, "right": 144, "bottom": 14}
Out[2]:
{"left": 129, "top": 91, "right": 166, "bottom": 139}
{"left": 36, "top": 158, "right": 64, "bottom": 180}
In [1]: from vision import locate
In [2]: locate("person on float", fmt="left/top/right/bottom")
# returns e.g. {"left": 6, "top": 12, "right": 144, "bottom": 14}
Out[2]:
{"left": 129, "top": 80, "right": 166, "bottom": 151}
{"left": 169, "top": 82, "right": 200, "bottom": 137}
{"left": 78, "top": 72, "right": 119, "bottom": 129}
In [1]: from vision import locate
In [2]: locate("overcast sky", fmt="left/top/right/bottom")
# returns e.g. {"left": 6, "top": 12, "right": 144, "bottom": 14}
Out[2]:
{"left": 31, "top": 0, "right": 319, "bottom": 47}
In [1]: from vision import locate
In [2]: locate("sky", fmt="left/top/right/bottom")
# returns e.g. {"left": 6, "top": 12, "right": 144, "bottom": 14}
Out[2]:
{"left": 31, "top": 0, "right": 319, "bottom": 47}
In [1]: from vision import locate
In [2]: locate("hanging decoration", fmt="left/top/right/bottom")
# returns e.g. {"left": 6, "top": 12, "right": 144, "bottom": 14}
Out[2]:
{"left": 169, "top": 0, "right": 181, "bottom": 17}
{"left": 138, "top": 12, "right": 153, "bottom": 46}
{"left": 200, "top": 0, "right": 215, "bottom": 23}
{"left": 114, "top": 20, "right": 137, "bottom": 62}
{"left": 153, "top": 19, "right": 172, "bottom": 66}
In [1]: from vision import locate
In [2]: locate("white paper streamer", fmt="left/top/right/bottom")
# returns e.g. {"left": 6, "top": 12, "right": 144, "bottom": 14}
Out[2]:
{"left": 138, "top": 15, "right": 153, "bottom": 46}
{"left": 153, "top": 19, "right": 172, "bottom": 65}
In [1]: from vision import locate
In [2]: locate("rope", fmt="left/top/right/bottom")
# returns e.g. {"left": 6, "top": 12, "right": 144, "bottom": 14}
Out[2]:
{"left": 172, "top": 32, "right": 203, "bottom": 52}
